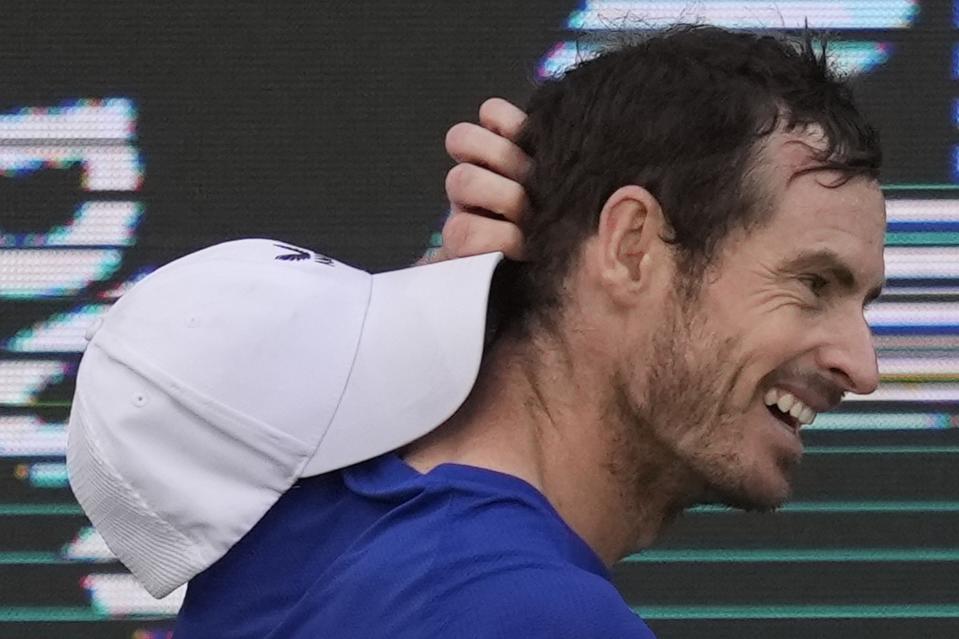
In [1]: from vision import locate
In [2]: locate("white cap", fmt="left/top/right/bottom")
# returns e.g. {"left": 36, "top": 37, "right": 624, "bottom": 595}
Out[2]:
{"left": 66, "top": 239, "right": 502, "bottom": 598}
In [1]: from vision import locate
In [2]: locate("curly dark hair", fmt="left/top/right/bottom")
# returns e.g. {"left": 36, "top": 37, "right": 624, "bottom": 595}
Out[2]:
{"left": 492, "top": 24, "right": 881, "bottom": 337}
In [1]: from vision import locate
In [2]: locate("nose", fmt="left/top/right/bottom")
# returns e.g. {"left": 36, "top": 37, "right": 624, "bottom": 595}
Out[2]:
{"left": 814, "top": 311, "right": 880, "bottom": 396}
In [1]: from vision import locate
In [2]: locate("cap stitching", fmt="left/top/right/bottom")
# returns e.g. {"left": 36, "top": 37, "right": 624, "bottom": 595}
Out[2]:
{"left": 92, "top": 331, "right": 308, "bottom": 459}
{"left": 69, "top": 394, "right": 205, "bottom": 594}
{"left": 298, "top": 273, "right": 375, "bottom": 476}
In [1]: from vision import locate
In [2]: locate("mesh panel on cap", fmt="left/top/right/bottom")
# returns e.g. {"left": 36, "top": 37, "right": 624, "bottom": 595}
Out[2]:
{"left": 67, "top": 399, "right": 206, "bottom": 599}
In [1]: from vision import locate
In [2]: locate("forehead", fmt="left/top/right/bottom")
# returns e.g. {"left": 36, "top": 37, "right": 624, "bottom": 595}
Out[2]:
{"left": 737, "top": 130, "right": 886, "bottom": 283}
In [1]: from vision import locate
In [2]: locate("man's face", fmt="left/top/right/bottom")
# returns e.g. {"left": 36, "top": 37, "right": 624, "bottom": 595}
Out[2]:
{"left": 622, "top": 134, "right": 886, "bottom": 510}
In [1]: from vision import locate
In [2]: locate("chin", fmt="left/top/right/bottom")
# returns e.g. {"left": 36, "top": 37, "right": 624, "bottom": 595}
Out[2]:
{"left": 718, "top": 480, "right": 791, "bottom": 512}
{"left": 697, "top": 454, "right": 796, "bottom": 512}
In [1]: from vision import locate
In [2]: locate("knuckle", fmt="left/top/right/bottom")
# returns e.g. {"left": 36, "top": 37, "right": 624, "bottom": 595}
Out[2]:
{"left": 479, "top": 97, "right": 501, "bottom": 116}
{"left": 479, "top": 97, "right": 526, "bottom": 141}
{"left": 506, "top": 184, "right": 528, "bottom": 213}
{"left": 495, "top": 181, "right": 526, "bottom": 220}
{"left": 442, "top": 214, "right": 473, "bottom": 254}
{"left": 479, "top": 97, "right": 507, "bottom": 122}
{"left": 504, "top": 226, "right": 525, "bottom": 259}
{"left": 445, "top": 163, "right": 474, "bottom": 199}
{"left": 444, "top": 122, "right": 474, "bottom": 155}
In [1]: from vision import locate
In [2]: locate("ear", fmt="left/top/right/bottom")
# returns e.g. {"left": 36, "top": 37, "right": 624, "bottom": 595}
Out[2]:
{"left": 593, "top": 185, "right": 666, "bottom": 304}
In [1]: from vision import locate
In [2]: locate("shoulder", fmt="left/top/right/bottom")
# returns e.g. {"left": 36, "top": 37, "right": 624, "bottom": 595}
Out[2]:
{"left": 439, "top": 565, "right": 657, "bottom": 638}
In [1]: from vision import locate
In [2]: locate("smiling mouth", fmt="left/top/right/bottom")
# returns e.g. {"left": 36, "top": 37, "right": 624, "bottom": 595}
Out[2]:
{"left": 766, "top": 404, "right": 800, "bottom": 433}
{"left": 763, "top": 388, "right": 817, "bottom": 434}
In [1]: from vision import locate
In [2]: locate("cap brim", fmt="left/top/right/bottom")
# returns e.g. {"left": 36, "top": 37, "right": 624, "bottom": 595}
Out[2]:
{"left": 301, "top": 251, "right": 503, "bottom": 475}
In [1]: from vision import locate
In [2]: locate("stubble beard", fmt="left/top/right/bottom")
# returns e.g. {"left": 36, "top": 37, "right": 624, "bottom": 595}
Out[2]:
{"left": 609, "top": 293, "right": 785, "bottom": 518}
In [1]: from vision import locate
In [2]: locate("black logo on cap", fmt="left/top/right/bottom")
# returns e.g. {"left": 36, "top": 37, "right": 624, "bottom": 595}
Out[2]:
{"left": 274, "top": 243, "right": 333, "bottom": 266}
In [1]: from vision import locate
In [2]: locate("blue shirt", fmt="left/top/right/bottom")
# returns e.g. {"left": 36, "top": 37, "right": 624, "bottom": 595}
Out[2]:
{"left": 175, "top": 453, "right": 656, "bottom": 638}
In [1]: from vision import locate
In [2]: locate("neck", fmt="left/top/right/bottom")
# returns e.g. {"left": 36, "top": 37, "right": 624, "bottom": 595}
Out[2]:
{"left": 402, "top": 329, "right": 701, "bottom": 565}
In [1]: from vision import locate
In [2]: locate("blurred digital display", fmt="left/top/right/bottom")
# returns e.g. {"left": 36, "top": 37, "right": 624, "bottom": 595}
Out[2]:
{"left": 0, "top": 2, "right": 956, "bottom": 638}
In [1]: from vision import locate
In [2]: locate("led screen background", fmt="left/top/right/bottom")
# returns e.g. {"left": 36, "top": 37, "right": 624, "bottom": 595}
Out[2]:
{"left": 0, "top": 2, "right": 957, "bottom": 638}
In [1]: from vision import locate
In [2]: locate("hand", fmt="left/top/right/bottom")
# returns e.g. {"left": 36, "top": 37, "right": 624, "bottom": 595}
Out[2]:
{"left": 420, "top": 98, "right": 530, "bottom": 264}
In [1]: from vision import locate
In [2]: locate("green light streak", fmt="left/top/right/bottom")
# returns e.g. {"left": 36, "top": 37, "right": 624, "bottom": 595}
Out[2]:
{"left": 809, "top": 413, "right": 949, "bottom": 430}
{"left": 0, "top": 551, "right": 114, "bottom": 565}
{"left": 883, "top": 184, "right": 959, "bottom": 191}
{"left": 634, "top": 604, "right": 959, "bottom": 620}
{"left": 886, "top": 232, "right": 959, "bottom": 246}
{"left": 690, "top": 501, "right": 959, "bottom": 514}
{"left": 0, "top": 400, "right": 73, "bottom": 409}
{"left": 0, "top": 607, "right": 172, "bottom": 622}
{"left": 805, "top": 446, "right": 959, "bottom": 454}
{"left": 624, "top": 548, "right": 959, "bottom": 563}
{"left": 781, "top": 501, "right": 959, "bottom": 513}
{"left": 24, "top": 463, "right": 69, "bottom": 488}
{"left": 0, "top": 503, "right": 83, "bottom": 516}
{"left": 0, "top": 552, "right": 64, "bottom": 564}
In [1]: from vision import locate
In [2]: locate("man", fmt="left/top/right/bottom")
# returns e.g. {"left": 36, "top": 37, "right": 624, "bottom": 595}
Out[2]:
{"left": 68, "top": 25, "right": 885, "bottom": 637}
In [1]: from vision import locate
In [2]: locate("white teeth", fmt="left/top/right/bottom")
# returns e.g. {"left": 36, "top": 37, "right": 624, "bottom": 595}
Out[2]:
{"left": 776, "top": 393, "right": 796, "bottom": 414}
{"left": 764, "top": 387, "right": 818, "bottom": 427}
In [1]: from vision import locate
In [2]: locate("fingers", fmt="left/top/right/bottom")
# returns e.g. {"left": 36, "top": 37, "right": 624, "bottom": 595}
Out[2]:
{"left": 478, "top": 97, "right": 527, "bottom": 141}
{"left": 442, "top": 210, "right": 526, "bottom": 262}
{"left": 432, "top": 96, "right": 532, "bottom": 265}
{"left": 445, "top": 163, "right": 529, "bottom": 224}
{"left": 445, "top": 122, "right": 531, "bottom": 184}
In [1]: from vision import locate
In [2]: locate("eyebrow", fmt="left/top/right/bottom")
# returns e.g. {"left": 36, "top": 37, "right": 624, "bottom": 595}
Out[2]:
{"left": 780, "top": 249, "right": 884, "bottom": 304}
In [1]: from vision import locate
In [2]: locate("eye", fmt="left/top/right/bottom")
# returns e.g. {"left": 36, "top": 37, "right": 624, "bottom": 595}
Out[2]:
{"left": 799, "top": 274, "right": 829, "bottom": 297}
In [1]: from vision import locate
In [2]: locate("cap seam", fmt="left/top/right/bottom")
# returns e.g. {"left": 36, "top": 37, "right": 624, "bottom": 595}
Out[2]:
{"left": 91, "top": 330, "right": 309, "bottom": 460}
{"left": 69, "top": 393, "right": 211, "bottom": 588}
{"left": 299, "top": 274, "right": 375, "bottom": 475}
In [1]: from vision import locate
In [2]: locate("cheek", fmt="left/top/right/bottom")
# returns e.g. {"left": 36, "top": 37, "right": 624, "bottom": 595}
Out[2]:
{"left": 724, "top": 313, "right": 818, "bottom": 403}
{"left": 652, "top": 335, "right": 743, "bottom": 436}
